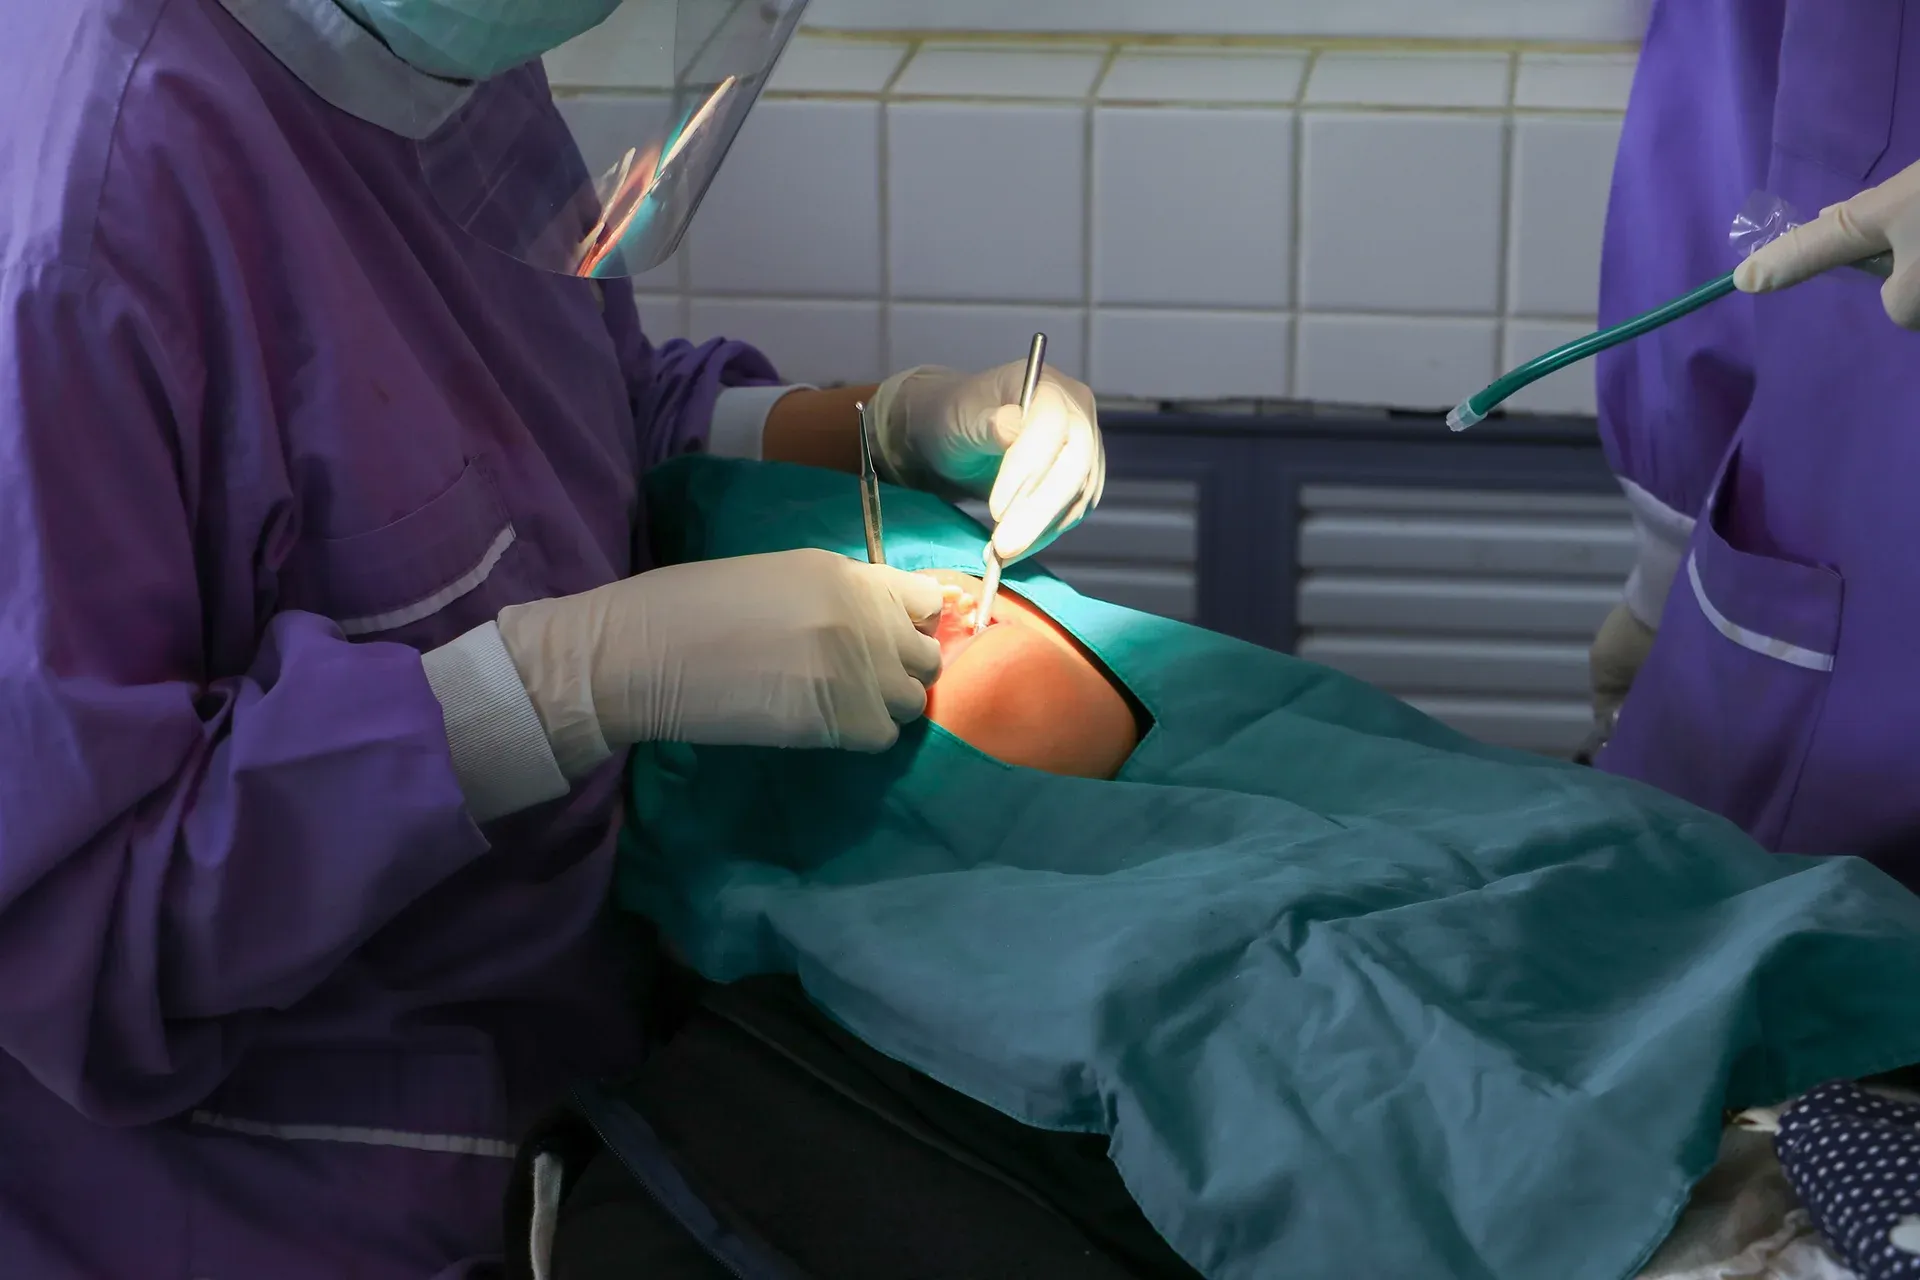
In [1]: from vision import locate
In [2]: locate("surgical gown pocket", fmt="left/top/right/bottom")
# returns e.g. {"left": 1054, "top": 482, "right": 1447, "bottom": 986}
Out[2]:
{"left": 1772, "top": 0, "right": 1903, "bottom": 181}
{"left": 278, "top": 460, "right": 517, "bottom": 639}
{"left": 1604, "top": 451, "right": 1843, "bottom": 849}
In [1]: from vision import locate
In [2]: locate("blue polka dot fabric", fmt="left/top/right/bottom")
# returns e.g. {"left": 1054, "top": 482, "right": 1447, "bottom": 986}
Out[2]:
{"left": 1776, "top": 1081, "right": 1920, "bottom": 1278}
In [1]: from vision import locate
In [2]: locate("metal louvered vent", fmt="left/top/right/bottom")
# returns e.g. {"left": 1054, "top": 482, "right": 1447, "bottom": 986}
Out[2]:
{"left": 956, "top": 478, "right": 1200, "bottom": 621}
{"left": 1294, "top": 485, "right": 1635, "bottom": 757}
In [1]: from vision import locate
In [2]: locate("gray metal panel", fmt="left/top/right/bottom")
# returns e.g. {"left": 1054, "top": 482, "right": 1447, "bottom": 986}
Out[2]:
{"left": 1085, "top": 478, "right": 1202, "bottom": 510}
{"left": 1298, "top": 575, "right": 1618, "bottom": 638}
{"left": 1299, "top": 514, "right": 1637, "bottom": 578}
{"left": 1403, "top": 696, "right": 1594, "bottom": 757}
{"left": 956, "top": 477, "right": 1198, "bottom": 521}
{"left": 1291, "top": 482, "right": 1627, "bottom": 752}
{"left": 1297, "top": 634, "right": 1590, "bottom": 698}
{"left": 1046, "top": 508, "right": 1198, "bottom": 564}
{"left": 1299, "top": 485, "right": 1629, "bottom": 519}
{"left": 959, "top": 479, "right": 1200, "bottom": 617}
{"left": 1042, "top": 564, "right": 1197, "bottom": 620}
{"left": 957, "top": 481, "right": 1199, "bottom": 561}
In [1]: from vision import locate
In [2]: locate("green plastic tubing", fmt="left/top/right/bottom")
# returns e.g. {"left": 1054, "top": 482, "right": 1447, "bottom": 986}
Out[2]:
{"left": 1447, "top": 271, "right": 1738, "bottom": 431}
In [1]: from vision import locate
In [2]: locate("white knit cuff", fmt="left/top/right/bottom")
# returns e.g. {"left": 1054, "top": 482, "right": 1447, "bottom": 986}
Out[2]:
{"left": 709, "top": 384, "right": 814, "bottom": 461}
{"left": 421, "top": 621, "right": 570, "bottom": 824}
{"left": 1618, "top": 477, "right": 1698, "bottom": 630}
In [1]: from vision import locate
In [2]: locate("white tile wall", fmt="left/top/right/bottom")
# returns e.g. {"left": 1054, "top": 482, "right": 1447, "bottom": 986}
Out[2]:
{"left": 689, "top": 299, "right": 886, "bottom": 385}
{"left": 890, "top": 304, "right": 1089, "bottom": 381}
{"left": 1098, "top": 51, "right": 1309, "bottom": 104}
{"left": 889, "top": 102, "right": 1086, "bottom": 302}
{"left": 1502, "top": 320, "right": 1600, "bottom": 415}
{"left": 1302, "top": 51, "right": 1511, "bottom": 108}
{"left": 1514, "top": 53, "right": 1638, "bottom": 110}
{"left": 892, "top": 47, "right": 1109, "bottom": 99}
{"left": 1091, "top": 311, "right": 1292, "bottom": 399}
{"left": 1300, "top": 112, "right": 1506, "bottom": 314}
{"left": 804, "top": 0, "right": 1648, "bottom": 42}
{"left": 1093, "top": 108, "right": 1293, "bottom": 307}
{"left": 1296, "top": 315, "right": 1498, "bottom": 406}
{"left": 686, "top": 100, "right": 883, "bottom": 296}
{"left": 768, "top": 39, "right": 912, "bottom": 93}
{"left": 1507, "top": 114, "right": 1624, "bottom": 316}
{"left": 555, "top": 35, "right": 1640, "bottom": 415}
{"left": 636, "top": 294, "right": 690, "bottom": 343}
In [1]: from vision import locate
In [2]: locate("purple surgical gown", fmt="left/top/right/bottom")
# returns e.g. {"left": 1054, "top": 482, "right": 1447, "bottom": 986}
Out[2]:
{"left": 0, "top": 0, "right": 779, "bottom": 1275}
{"left": 1596, "top": 0, "right": 1920, "bottom": 883}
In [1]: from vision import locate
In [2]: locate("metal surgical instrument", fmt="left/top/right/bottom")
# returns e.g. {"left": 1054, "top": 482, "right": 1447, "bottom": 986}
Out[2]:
{"left": 856, "top": 400, "right": 886, "bottom": 566}
{"left": 974, "top": 332, "right": 1048, "bottom": 635}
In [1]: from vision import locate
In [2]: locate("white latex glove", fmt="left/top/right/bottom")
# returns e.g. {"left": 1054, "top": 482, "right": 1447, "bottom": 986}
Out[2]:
{"left": 866, "top": 363, "right": 1106, "bottom": 563}
{"left": 1735, "top": 158, "right": 1920, "bottom": 328}
{"left": 1590, "top": 602, "right": 1657, "bottom": 725}
{"left": 1575, "top": 600, "right": 1658, "bottom": 765}
{"left": 495, "top": 549, "right": 944, "bottom": 775}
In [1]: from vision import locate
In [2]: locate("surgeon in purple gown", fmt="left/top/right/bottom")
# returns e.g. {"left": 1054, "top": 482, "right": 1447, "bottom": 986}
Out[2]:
{"left": 0, "top": 0, "right": 1106, "bottom": 1275}
{"left": 1588, "top": 0, "right": 1920, "bottom": 883}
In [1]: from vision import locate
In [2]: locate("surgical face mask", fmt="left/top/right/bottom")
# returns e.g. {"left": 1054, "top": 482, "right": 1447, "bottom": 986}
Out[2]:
{"left": 336, "top": 0, "right": 627, "bottom": 81}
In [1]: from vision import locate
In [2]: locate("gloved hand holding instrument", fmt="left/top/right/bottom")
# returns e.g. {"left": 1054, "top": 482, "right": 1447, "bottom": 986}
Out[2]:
{"left": 1447, "top": 190, "right": 1899, "bottom": 432}
{"left": 862, "top": 337, "right": 1106, "bottom": 568}
{"left": 496, "top": 550, "right": 945, "bottom": 778}
{"left": 487, "top": 339, "right": 1106, "bottom": 775}
{"left": 1575, "top": 602, "right": 1659, "bottom": 765}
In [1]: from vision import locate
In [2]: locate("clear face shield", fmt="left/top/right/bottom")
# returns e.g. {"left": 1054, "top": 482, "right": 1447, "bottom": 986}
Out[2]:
{"left": 414, "top": 0, "right": 808, "bottom": 279}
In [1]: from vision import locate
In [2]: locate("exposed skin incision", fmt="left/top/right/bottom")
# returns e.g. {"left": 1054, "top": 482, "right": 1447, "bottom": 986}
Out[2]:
{"left": 915, "top": 568, "right": 1140, "bottom": 781}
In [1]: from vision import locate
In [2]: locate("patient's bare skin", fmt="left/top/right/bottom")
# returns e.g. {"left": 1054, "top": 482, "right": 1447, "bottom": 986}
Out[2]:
{"left": 916, "top": 569, "right": 1139, "bottom": 780}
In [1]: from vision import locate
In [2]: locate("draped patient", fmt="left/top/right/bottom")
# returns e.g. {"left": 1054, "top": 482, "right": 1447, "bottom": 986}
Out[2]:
{"left": 613, "top": 452, "right": 1920, "bottom": 1280}
{"left": 917, "top": 569, "right": 1140, "bottom": 781}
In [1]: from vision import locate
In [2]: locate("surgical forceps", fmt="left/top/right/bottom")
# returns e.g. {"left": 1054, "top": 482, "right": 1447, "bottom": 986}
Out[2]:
{"left": 855, "top": 400, "right": 886, "bottom": 566}
{"left": 974, "top": 332, "right": 1048, "bottom": 635}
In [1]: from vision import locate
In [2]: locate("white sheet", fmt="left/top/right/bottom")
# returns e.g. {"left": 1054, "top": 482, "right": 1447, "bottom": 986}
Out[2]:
{"left": 1636, "top": 1126, "right": 1856, "bottom": 1280}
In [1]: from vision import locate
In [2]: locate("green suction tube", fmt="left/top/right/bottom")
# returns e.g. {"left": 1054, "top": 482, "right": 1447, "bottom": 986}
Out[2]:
{"left": 1446, "top": 271, "right": 1738, "bottom": 431}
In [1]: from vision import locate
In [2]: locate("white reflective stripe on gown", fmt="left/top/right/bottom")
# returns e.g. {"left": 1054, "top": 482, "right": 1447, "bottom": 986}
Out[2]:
{"left": 1686, "top": 554, "right": 1836, "bottom": 673}
{"left": 530, "top": 1152, "right": 566, "bottom": 1280}
{"left": 1621, "top": 476, "right": 1700, "bottom": 630}
{"left": 190, "top": 1110, "right": 517, "bottom": 1159}
{"left": 336, "top": 526, "right": 518, "bottom": 637}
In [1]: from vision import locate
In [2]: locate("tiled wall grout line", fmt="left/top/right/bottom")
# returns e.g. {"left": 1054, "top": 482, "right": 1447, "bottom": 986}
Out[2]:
{"left": 583, "top": 33, "right": 1631, "bottom": 413}
{"left": 1081, "top": 44, "right": 1123, "bottom": 387}
{"left": 880, "top": 38, "right": 921, "bottom": 93}
{"left": 672, "top": 176, "right": 692, "bottom": 336}
{"left": 799, "top": 29, "right": 1640, "bottom": 57}
{"left": 1086, "top": 41, "right": 1123, "bottom": 99}
{"left": 1286, "top": 49, "right": 1318, "bottom": 401}
{"left": 809, "top": 93, "right": 1619, "bottom": 117}
{"left": 878, "top": 39, "right": 922, "bottom": 375}
{"left": 653, "top": 292, "right": 1598, "bottom": 325}
{"left": 1492, "top": 51, "right": 1521, "bottom": 386}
